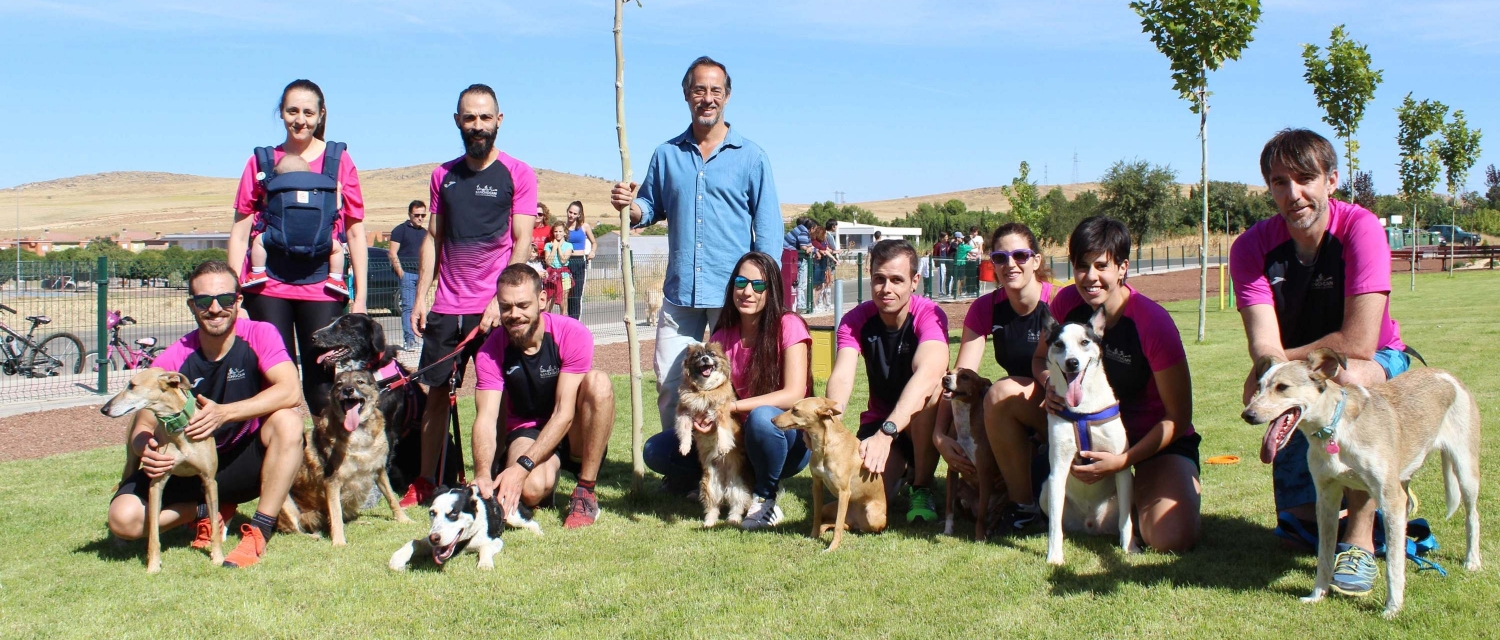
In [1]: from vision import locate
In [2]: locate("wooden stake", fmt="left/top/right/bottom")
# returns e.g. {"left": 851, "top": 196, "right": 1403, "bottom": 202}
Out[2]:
{"left": 614, "top": 0, "right": 647, "bottom": 495}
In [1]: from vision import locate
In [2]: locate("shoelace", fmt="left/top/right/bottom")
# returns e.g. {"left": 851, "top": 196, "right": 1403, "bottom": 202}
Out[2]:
{"left": 1335, "top": 548, "right": 1377, "bottom": 579}
{"left": 568, "top": 494, "right": 596, "bottom": 517}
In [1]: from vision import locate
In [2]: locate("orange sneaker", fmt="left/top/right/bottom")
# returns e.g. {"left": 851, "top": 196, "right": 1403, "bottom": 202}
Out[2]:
{"left": 399, "top": 477, "right": 436, "bottom": 509}
{"left": 562, "top": 487, "right": 600, "bottom": 529}
{"left": 191, "top": 504, "right": 238, "bottom": 550}
{"left": 221, "top": 524, "right": 267, "bottom": 569}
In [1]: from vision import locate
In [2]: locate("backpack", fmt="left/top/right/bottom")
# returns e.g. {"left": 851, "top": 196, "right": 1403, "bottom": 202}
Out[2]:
{"left": 253, "top": 142, "right": 345, "bottom": 285}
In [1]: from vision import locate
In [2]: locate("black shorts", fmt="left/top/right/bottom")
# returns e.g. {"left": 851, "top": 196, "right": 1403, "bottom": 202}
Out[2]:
{"left": 856, "top": 422, "right": 916, "bottom": 465}
{"left": 416, "top": 312, "right": 485, "bottom": 388}
{"left": 501, "top": 427, "right": 605, "bottom": 480}
{"left": 114, "top": 434, "right": 268, "bottom": 507}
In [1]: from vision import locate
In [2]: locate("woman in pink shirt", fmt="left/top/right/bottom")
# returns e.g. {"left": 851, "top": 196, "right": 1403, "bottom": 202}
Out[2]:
{"left": 228, "top": 79, "right": 368, "bottom": 415}
{"left": 642, "top": 252, "right": 812, "bottom": 530}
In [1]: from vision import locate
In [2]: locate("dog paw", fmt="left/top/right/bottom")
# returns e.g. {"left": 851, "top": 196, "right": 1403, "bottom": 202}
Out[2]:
{"left": 393, "top": 511, "right": 413, "bottom": 524}
{"left": 1381, "top": 606, "right": 1401, "bottom": 620}
{"left": 1300, "top": 592, "right": 1325, "bottom": 604}
{"left": 1046, "top": 554, "right": 1064, "bottom": 566}
{"left": 332, "top": 538, "right": 348, "bottom": 548}
{"left": 388, "top": 561, "right": 408, "bottom": 571}
{"left": 477, "top": 560, "right": 495, "bottom": 571}
{"left": 1466, "top": 558, "right": 1482, "bottom": 572}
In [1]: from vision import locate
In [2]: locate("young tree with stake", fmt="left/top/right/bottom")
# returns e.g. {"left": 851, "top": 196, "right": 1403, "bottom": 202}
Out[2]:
{"left": 1436, "top": 111, "right": 1482, "bottom": 277}
{"left": 614, "top": 0, "right": 647, "bottom": 494}
{"left": 1394, "top": 93, "right": 1447, "bottom": 291}
{"left": 1302, "top": 25, "right": 1383, "bottom": 176}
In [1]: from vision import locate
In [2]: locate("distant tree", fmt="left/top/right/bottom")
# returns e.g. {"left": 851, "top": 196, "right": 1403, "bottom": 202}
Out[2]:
{"left": 1099, "top": 159, "right": 1180, "bottom": 245}
{"left": 1302, "top": 24, "right": 1383, "bottom": 174}
{"left": 1485, "top": 164, "right": 1500, "bottom": 209}
{"left": 1345, "top": 170, "right": 1377, "bottom": 211}
{"left": 1131, "top": 0, "right": 1261, "bottom": 342}
{"left": 1395, "top": 93, "right": 1448, "bottom": 289}
{"left": 1000, "top": 161, "right": 1048, "bottom": 233}
{"left": 806, "top": 200, "right": 881, "bottom": 226}
{"left": 1040, "top": 187, "right": 1102, "bottom": 246}
{"left": 1436, "top": 109, "right": 1483, "bottom": 274}
{"left": 1183, "top": 181, "right": 1275, "bottom": 233}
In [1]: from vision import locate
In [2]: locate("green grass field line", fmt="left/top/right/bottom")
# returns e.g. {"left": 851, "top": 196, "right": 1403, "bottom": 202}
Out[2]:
{"left": 1, "top": 273, "right": 1496, "bottom": 638}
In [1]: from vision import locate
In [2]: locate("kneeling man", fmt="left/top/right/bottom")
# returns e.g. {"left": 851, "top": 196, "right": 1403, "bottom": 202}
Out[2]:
{"left": 826, "top": 239, "right": 949, "bottom": 523}
{"left": 107, "top": 260, "right": 304, "bottom": 569}
{"left": 472, "top": 264, "right": 614, "bottom": 529}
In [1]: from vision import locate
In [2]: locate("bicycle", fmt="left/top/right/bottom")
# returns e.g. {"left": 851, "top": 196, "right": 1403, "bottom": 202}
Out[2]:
{"left": 95, "top": 310, "right": 163, "bottom": 371}
{"left": 0, "top": 302, "right": 86, "bottom": 378}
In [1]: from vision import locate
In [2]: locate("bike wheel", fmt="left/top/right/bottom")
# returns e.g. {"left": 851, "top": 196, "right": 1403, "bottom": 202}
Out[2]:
{"left": 30, "top": 332, "right": 85, "bottom": 376}
{"left": 140, "top": 346, "right": 165, "bottom": 369}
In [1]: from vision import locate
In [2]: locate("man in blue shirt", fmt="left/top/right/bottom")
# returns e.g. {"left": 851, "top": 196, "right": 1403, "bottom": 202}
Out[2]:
{"left": 387, "top": 200, "right": 428, "bottom": 351}
{"left": 782, "top": 217, "right": 812, "bottom": 303}
{"left": 610, "top": 56, "right": 783, "bottom": 491}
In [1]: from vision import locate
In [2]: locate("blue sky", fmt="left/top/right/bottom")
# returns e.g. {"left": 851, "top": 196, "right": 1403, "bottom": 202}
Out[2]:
{"left": 2, "top": 0, "right": 1497, "bottom": 204}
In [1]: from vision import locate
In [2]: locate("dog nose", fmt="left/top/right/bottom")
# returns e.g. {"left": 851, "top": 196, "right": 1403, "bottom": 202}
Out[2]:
{"left": 1240, "top": 409, "right": 1256, "bottom": 424}
{"left": 428, "top": 533, "right": 442, "bottom": 544}
{"left": 1065, "top": 357, "right": 1079, "bottom": 371}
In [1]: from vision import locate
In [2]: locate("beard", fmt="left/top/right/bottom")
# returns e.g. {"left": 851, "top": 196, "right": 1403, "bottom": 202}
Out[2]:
{"left": 197, "top": 313, "right": 234, "bottom": 338}
{"left": 504, "top": 315, "right": 540, "bottom": 341}
{"left": 462, "top": 126, "right": 497, "bottom": 159}
{"left": 1285, "top": 197, "right": 1329, "bottom": 231}
{"left": 693, "top": 110, "right": 721, "bottom": 129}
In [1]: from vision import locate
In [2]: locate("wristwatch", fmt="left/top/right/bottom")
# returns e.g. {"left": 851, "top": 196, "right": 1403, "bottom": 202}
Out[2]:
{"left": 516, "top": 455, "right": 535, "bottom": 472}
{"left": 880, "top": 421, "right": 899, "bottom": 437}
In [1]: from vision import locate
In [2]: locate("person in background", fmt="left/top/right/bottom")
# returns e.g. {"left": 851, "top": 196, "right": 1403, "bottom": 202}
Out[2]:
{"left": 531, "top": 202, "right": 553, "bottom": 263}
{"left": 952, "top": 231, "right": 971, "bottom": 298}
{"left": 543, "top": 222, "right": 573, "bottom": 317}
{"left": 389, "top": 200, "right": 428, "bottom": 351}
{"left": 932, "top": 231, "right": 953, "bottom": 297}
{"left": 563, "top": 201, "right": 595, "bottom": 320}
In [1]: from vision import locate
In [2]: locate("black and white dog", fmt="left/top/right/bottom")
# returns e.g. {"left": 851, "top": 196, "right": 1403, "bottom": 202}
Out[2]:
{"left": 388, "top": 486, "right": 543, "bottom": 571}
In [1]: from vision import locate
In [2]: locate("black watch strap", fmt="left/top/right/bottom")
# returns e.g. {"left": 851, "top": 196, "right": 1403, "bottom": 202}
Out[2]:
{"left": 517, "top": 455, "right": 535, "bottom": 472}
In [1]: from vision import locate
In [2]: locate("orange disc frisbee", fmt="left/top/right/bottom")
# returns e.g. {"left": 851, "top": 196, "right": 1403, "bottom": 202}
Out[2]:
{"left": 1206, "top": 455, "right": 1241, "bottom": 465}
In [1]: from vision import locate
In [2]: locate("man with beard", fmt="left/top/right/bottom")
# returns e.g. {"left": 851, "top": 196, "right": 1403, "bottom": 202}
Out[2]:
{"left": 609, "top": 57, "right": 783, "bottom": 490}
{"left": 1231, "top": 128, "right": 1408, "bottom": 598}
{"left": 106, "top": 260, "right": 305, "bottom": 569}
{"left": 470, "top": 264, "right": 614, "bottom": 528}
{"left": 405, "top": 83, "right": 539, "bottom": 508}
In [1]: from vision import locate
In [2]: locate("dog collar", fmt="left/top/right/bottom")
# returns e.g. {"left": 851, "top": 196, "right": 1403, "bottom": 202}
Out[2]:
{"left": 1309, "top": 391, "right": 1346, "bottom": 454}
{"left": 1058, "top": 404, "right": 1121, "bottom": 453}
{"left": 157, "top": 387, "right": 197, "bottom": 435}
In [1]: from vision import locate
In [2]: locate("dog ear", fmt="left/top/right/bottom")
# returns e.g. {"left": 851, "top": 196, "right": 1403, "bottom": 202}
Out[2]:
{"left": 814, "top": 398, "right": 843, "bottom": 418}
{"left": 162, "top": 371, "right": 195, "bottom": 389}
{"left": 1306, "top": 348, "right": 1347, "bottom": 383}
{"left": 1252, "top": 355, "right": 1284, "bottom": 382}
{"left": 1043, "top": 314, "right": 1062, "bottom": 345}
{"left": 1087, "top": 304, "right": 1107, "bottom": 339}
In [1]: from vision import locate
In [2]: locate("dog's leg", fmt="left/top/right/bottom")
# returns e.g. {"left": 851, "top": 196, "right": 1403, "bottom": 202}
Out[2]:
{"left": 701, "top": 474, "right": 719, "bottom": 528}
{"left": 388, "top": 539, "right": 425, "bottom": 571}
{"left": 376, "top": 469, "right": 412, "bottom": 523}
{"left": 145, "top": 476, "right": 165, "bottom": 573}
{"left": 1303, "top": 481, "right": 1342, "bottom": 604}
{"left": 943, "top": 469, "right": 957, "bottom": 537}
{"left": 676, "top": 414, "right": 695, "bottom": 457}
{"left": 327, "top": 480, "right": 347, "bottom": 546}
{"left": 202, "top": 474, "right": 224, "bottom": 564}
{"left": 975, "top": 468, "right": 992, "bottom": 543}
{"left": 811, "top": 476, "right": 825, "bottom": 540}
{"left": 1116, "top": 470, "right": 1137, "bottom": 553}
{"left": 826, "top": 488, "right": 852, "bottom": 553}
{"left": 1381, "top": 482, "right": 1409, "bottom": 619}
{"left": 477, "top": 539, "right": 504, "bottom": 570}
{"left": 1448, "top": 443, "right": 1484, "bottom": 572}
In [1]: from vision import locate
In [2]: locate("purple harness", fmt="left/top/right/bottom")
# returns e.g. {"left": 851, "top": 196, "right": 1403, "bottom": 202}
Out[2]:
{"left": 1057, "top": 404, "right": 1121, "bottom": 452}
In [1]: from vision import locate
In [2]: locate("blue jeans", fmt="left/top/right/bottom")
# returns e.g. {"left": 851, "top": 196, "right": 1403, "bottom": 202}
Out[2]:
{"left": 643, "top": 405, "right": 810, "bottom": 499}
{"left": 398, "top": 271, "right": 418, "bottom": 346}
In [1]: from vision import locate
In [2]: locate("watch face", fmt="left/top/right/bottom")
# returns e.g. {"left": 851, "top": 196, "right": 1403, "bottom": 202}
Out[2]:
{"left": 881, "top": 421, "right": 898, "bottom": 435}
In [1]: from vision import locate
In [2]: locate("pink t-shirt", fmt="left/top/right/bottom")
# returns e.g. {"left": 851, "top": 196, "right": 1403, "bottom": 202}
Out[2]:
{"left": 836, "top": 296, "right": 950, "bottom": 426}
{"left": 1050, "top": 285, "right": 1189, "bottom": 442}
{"left": 233, "top": 145, "right": 365, "bottom": 303}
{"left": 961, "top": 280, "right": 1057, "bottom": 335}
{"left": 473, "top": 313, "right": 592, "bottom": 432}
{"left": 710, "top": 313, "right": 813, "bottom": 400}
{"left": 1230, "top": 198, "right": 1404, "bottom": 352}
{"left": 428, "top": 153, "right": 538, "bottom": 315}
{"left": 153, "top": 319, "right": 292, "bottom": 448}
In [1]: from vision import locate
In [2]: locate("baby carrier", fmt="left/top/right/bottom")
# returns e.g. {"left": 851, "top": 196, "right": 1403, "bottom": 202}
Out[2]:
{"left": 252, "top": 142, "right": 345, "bottom": 285}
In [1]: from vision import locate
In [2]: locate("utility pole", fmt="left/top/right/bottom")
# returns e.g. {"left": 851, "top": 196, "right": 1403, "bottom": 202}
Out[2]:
{"left": 1044, "top": 163, "right": 1049, "bottom": 185}
{"left": 1071, "top": 150, "right": 1080, "bottom": 183}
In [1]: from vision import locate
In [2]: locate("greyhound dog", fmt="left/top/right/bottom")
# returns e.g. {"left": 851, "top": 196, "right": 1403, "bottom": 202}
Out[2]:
{"left": 102, "top": 368, "right": 224, "bottom": 573}
{"left": 1244, "top": 348, "right": 1482, "bottom": 618}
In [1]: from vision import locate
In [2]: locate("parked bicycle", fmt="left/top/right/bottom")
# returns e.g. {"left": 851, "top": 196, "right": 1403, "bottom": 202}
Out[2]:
{"left": 0, "top": 303, "right": 85, "bottom": 377}
{"left": 95, "top": 310, "right": 163, "bottom": 371}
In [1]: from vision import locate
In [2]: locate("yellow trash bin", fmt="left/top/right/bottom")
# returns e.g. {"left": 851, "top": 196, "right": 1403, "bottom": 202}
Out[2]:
{"left": 809, "top": 325, "right": 835, "bottom": 381}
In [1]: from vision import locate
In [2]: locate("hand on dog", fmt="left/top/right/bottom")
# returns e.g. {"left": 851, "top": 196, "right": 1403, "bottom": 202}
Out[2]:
{"left": 494, "top": 464, "right": 529, "bottom": 516}
{"left": 139, "top": 437, "right": 176, "bottom": 479}
{"left": 934, "top": 433, "right": 976, "bottom": 477}
{"left": 1070, "top": 450, "right": 1126, "bottom": 485}
{"left": 185, "top": 396, "right": 227, "bottom": 441}
{"left": 860, "top": 433, "right": 893, "bottom": 474}
{"left": 1043, "top": 385, "right": 1067, "bottom": 415}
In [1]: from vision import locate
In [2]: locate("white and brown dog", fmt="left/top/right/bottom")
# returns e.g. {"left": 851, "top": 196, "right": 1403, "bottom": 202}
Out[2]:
{"left": 1244, "top": 348, "right": 1482, "bottom": 618}
{"left": 1041, "top": 308, "right": 1135, "bottom": 565}
{"left": 676, "top": 341, "right": 754, "bottom": 527}
{"left": 941, "top": 367, "right": 1000, "bottom": 541}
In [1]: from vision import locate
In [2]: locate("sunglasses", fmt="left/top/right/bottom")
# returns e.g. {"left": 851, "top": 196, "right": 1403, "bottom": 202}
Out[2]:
{"left": 990, "top": 249, "right": 1037, "bottom": 265}
{"left": 189, "top": 292, "right": 238, "bottom": 311}
{"left": 733, "top": 276, "right": 768, "bottom": 293}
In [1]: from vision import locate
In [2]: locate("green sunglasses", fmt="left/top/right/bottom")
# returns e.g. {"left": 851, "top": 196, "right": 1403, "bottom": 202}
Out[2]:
{"left": 733, "top": 276, "right": 768, "bottom": 293}
{"left": 189, "top": 292, "right": 239, "bottom": 311}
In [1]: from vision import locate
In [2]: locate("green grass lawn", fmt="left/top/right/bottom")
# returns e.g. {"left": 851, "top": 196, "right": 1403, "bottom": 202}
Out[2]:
{"left": 3, "top": 273, "right": 1498, "bottom": 638}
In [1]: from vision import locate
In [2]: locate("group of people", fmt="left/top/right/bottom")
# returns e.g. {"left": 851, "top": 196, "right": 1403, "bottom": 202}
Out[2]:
{"left": 782, "top": 217, "right": 842, "bottom": 312}
{"left": 102, "top": 54, "right": 1408, "bottom": 600}
{"left": 932, "top": 227, "right": 986, "bottom": 298}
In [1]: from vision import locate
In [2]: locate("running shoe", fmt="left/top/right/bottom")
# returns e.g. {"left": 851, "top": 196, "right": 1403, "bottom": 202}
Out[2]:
{"left": 324, "top": 276, "right": 350, "bottom": 298}
{"left": 242, "top": 273, "right": 269, "bottom": 288}
{"left": 399, "top": 477, "right": 436, "bottom": 509}
{"left": 221, "top": 524, "right": 267, "bottom": 569}
{"left": 1331, "top": 543, "right": 1378, "bottom": 597}
{"left": 906, "top": 486, "right": 939, "bottom": 523}
{"left": 988, "top": 502, "right": 1043, "bottom": 537}
{"left": 562, "top": 487, "right": 600, "bottom": 529}
{"left": 190, "top": 504, "right": 237, "bottom": 550}
{"left": 740, "top": 496, "right": 783, "bottom": 531}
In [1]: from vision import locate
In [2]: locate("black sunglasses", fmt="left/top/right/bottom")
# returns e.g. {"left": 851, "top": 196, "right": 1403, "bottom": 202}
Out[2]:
{"left": 733, "top": 276, "right": 768, "bottom": 293}
{"left": 990, "top": 249, "right": 1037, "bottom": 265}
{"left": 189, "top": 293, "right": 238, "bottom": 311}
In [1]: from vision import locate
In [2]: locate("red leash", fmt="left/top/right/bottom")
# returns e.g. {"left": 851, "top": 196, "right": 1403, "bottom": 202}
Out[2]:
{"left": 381, "top": 325, "right": 483, "bottom": 391}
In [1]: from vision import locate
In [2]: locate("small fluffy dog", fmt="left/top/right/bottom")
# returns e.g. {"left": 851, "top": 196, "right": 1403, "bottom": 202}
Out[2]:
{"left": 102, "top": 368, "right": 224, "bottom": 572}
{"left": 941, "top": 367, "right": 999, "bottom": 541}
{"left": 772, "top": 397, "right": 887, "bottom": 552}
{"left": 279, "top": 369, "right": 412, "bottom": 545}
{"left": 643, "top": 276, "right": 666, "bottom": 327}
{"left": 1041, "top": 309, "right": 1135, "bottom": 565}
{"left": 1244, "top": 348, "right": 1482, "bottom": 618}
{"left": 388, "top": 485, "right": 542, "bottom": 571}
{"left": 676, "top": 342, "right": 754, "bottom": 527}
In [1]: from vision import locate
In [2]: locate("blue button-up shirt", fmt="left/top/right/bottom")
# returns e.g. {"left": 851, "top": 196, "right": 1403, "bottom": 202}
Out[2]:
{"left": 633, "top": 125, "right": 782, "bottom": 308}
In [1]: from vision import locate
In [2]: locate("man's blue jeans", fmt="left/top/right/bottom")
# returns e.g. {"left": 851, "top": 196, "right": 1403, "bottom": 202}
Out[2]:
{"left": 644, "top": 405, "right": 810, "bottom": 499}
{"left": 399, "top": 271, "right": 418, "bottom": 347}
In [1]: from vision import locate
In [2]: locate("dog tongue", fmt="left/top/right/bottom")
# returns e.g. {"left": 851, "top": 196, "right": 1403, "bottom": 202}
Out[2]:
{"left": 343, "top": 403, "right": 362, "bottom": 432}
{"left": 1065, "top": 374, "right": 1083, "bottom": 408}
{"left": 1260, "top": 413, "right": 1289, "bottom": 464}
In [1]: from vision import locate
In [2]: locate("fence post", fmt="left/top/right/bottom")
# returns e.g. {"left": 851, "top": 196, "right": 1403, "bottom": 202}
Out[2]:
{"left": 95, "top": 256, "right": 109, "bottom": 394}
{"left": 856, "top": 253, "right": 864, "bottom": 303}
{"left": 924, "top": 262, "right": 932, "bottom": 299}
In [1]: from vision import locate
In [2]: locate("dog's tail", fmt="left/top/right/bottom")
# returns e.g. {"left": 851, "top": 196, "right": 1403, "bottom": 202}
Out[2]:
{"left": 1438, "top": 374, "right": 1478, "bottom": 520}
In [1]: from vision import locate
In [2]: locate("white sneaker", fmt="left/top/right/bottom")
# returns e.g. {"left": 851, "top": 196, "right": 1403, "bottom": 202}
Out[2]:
{"left": 740, "top": 496, "right": 783, "bottom": 530}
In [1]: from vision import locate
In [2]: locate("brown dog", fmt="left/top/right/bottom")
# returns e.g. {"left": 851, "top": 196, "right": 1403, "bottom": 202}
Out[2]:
{"left": 772, "top": 397, "right": 887, "bottom": 551}
{"left": 101, "top": 368, "right": 224, "bottom": 572}
{"left": 279, "top": 370, "right": 411, "bottom": 545}
{"left": 941, "top": 367, "right": 1001, "bottom": 541}
{"left": 676, "top": 342, "right": 754, "bottom": 526}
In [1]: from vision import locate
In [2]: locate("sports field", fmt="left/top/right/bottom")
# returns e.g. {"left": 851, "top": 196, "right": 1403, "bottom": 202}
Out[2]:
{"left": 1, "top": 272, "right": 1495, "bottom": 639}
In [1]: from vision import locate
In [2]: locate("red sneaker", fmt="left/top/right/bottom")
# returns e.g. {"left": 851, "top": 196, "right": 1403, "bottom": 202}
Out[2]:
{"left": 221, "top": 524, "right": 267, "bottom": 569}
{"left": 562, "top": 487, "right": 600, "bottom": 529}
{"left": 190, "top": 504, "right": 238, "bottom": 550}
{"left": 399, "top": 477, "right": 436, "bottom": 509}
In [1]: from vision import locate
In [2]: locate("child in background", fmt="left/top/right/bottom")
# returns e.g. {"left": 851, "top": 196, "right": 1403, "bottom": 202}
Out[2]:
{"left": 543, "top": 222, "right": 573, "bottom": 316}
{"left": 243, "top": 154, "right": 348, "bottom": 296}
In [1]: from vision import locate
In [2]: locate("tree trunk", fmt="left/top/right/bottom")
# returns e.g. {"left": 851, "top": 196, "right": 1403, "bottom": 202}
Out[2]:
{"left": 1450, "top": 197, "right": 1456, "bottom": 278}
{"left": 1196, "top": 79, "right": 1208, "bottom": 344}
{"left": 1410, "top": 202, "right": 1417, "bottom": 291}
{"left": 614, "top": 0, "right": 646, "bottom": 495}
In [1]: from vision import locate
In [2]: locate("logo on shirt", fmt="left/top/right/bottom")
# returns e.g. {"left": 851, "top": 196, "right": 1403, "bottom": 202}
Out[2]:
{"left": 1312, "top": 274, "right": 1336, "bottom": 290}
{"left": 866, "top": 335, "right": 879, "bottom": 345}
{"left": 1027, "top": 329, "right": 1041, "bottom": 343}
{"left": 475, "top": 185, "right": 499, "bottom": 198}
{"left": 443, "top": 180, "right": 457, "bottom": 189}
{"left": 1104, "top": 345, "right": 1132, "bottom": 365}
{"left": 191, "top": 377, "right": 205, "bottom": 388}
{"left": 505, "top": 365, "right": 522, "bottom": 375}
{"left": 1270, "top": 276, "right": 1286, "bottom": 286}
{"left": 539, "top": 365, "right": 560, "bottom": 379}
{"left": 991, "top": 324, "right": 1003, "bottom": 334}
{"left": 227, "top": 367, "right": 247, "bottom": 382}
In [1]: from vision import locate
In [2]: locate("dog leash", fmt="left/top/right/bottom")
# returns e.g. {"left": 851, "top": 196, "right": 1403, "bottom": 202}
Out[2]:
{"left": 1057, "top": 403, "right": 1120, "bottom": 453}
{"left": 156, "top": 386, "right": 198, "bottom": 435}
{"left": 440, "top": 366, "right": 468, "bottom": 485}
{"left": 381, "top": 325, "right": 483, "bottom": 392}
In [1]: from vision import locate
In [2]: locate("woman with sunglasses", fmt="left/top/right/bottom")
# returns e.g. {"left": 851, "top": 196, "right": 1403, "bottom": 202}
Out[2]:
{"left": 934, "top": 222, "right": 1057, "bottom": 532}
{"left": 229, "top": 79, "right": 367, "bottom": 416}
{"left": 641, "top": 252, "right": 812, "bottom": 530}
